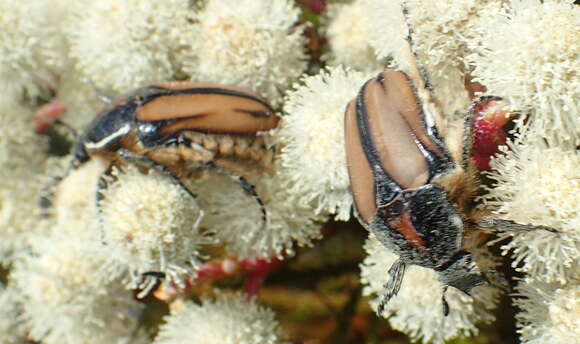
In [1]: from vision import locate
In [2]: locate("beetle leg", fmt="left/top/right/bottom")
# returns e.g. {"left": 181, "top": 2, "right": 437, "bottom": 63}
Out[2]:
{"left": 441, "top": 286, "right": 450, "bottom": 316}
{"left": 81, "top": 78, "right": 113, "bottom": 103}
{"left": 377, "top": 258, "right": 406, "bottom": 315}
{"left": 117, "top": 149, "right": 199, "bottom": 204}
{"left": 478, "top": 218, "right": 560, "bottom": 235}
{"left": 201, "top": 161, "right": 267, "bottom": 229}
{"left": 96, "top": 163, "right": 120, "bottom": 245}
{"left": 400, "top": 1, "right": 432, "bottom": 92}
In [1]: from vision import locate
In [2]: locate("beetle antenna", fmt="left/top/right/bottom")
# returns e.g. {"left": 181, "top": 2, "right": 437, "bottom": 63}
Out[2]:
{"left": 478, "top": 218, "right": 560, "bottom": 235}
{"left": 377, "top": 259, "right": 406, "bottom": 315}
{"left": 400, "top": 1, "right": 433, "bottom": 92}
{"left": 81, "top": 78, "right": 113, "bottom": 103}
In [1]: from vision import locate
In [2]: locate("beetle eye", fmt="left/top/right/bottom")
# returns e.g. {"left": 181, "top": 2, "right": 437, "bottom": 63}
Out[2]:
{"left": 138, "top": 122, "right": 157, "bottom": 134}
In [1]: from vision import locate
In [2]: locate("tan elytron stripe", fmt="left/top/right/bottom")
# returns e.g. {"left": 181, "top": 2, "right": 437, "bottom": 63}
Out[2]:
{"left": 388, "top": 210, "right": 426, "bottom": 252}
{"left": 377, "top": 71, "right": 443, "bottom": 156}
{"left": 153, "top": 82, "right": 267, "bottom": 101}
{"left": 137, "top": 93, "right": 279, "bottom": 134}
{"left": 344, "top": 99, "right": 376, "bottom": 224}
{"left": 364, "top": 73, "right": 429, "bottom": 189}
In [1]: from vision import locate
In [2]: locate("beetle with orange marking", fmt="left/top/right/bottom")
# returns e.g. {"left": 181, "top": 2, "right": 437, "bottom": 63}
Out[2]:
{"left": 344, "top": 68, "right": 496, "bottom": 316}
{"left": 72, "top": 82, "right": 278, "bottom": 175}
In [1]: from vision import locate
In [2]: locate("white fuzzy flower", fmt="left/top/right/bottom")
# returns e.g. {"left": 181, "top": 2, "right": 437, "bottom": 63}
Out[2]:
{"left": 11, "top": 230, "right": 145, "bottom": 344}
{"left": 467, "top": 0, "right": 579, "bottom": 146}
{"left": 364, "top": 0, "right": 502, "bottom": 116}
{"left": 278, "top": 66, "right": 372, "bottom": 221}
{"left": 181, "top": 0, "right": 307, "bottom": 105}
{"left": 514, "top": 280, "right": 580, "bottom": 344}
{"left": 194, "top": 167, "right": 324, "bottom": 260}
{"left": 0, "top": 284, "right": 28, "bottom": 344}
{"left": 0, "top": 1, "right": 68, "bottom": 89}
{"left": 0, "top": 104, "right": 48, "bottom": 262}
{"left": 98, "top": 165, "right": 212, "bottom": 288}
{"left": 483, "top": 135, "right": 580, "bottom": 283}
{"left": 360, "top": 235, "right": 500, "bottom": 344}
{"left": 324, "top": 1, "right": 384, "bottom": 71}
{"left": 67, "top": 0, "right": 191, "bottom": 93}
{"left": 154, "top": 292, "right": 288, "bottom": 344}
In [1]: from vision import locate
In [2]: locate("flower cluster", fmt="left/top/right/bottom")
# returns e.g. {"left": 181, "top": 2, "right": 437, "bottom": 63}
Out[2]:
{"left": 0, "top": 0, "right": 577, "bottom": 343}
{"left": 154, "top": 292, "right": 288, "bottom": 344}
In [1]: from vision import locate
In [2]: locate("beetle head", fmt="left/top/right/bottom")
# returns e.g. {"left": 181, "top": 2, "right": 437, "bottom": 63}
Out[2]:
{"left": 71, "top": 140, "right": 90, "bottom": 168}
{"left": 436, "top": 251, "right": 487, "bottom": 295}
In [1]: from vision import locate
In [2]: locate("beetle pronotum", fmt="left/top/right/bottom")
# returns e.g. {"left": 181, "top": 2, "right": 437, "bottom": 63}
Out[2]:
{"left": 344, "top": 3, "right": 558, "bottom": 316}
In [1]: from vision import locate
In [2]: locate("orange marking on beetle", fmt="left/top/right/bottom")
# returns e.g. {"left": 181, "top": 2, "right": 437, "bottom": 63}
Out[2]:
{"left": 388, "top": 210, "right": 426, "bottom": 251}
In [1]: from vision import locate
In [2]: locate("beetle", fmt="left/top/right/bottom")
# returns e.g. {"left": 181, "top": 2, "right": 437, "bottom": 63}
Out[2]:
{"left": 345, "top": 69, "right": 489, "bottom": 316}
{"left": 343, "top": 2, "right": 490, "bottom": 316}
{"left": 63, "top": 81, "right": 279, "bottom": 225}
{"left": 344, "top": 4, "right": 559, "bottom": 316}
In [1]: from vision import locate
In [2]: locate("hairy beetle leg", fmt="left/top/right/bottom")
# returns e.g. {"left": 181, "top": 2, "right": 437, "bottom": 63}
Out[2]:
{"left": 441, "top": 286, "right": 450, "bottom": 316}
{"left": 201, "top": 161, "right": 268, "bottom": 229}
{"left": 95, "top": 163, "right": 121, "bottom": 245}
{"left": 479, "top": 218, "right": 560, "bottom": 235}
{"left": 117, "top": 149, "right": 199, "bottom": 203}
{"left": 377, "top": 259, "right": 406, "bottom": 315}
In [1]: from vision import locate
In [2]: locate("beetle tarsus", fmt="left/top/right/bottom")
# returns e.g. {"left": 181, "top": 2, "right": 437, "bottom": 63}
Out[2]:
{"left": 377, "top": 259, "right": 406, "bottom": 315}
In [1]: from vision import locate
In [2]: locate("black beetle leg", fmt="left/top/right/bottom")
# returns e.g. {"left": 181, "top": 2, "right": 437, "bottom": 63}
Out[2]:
{"left": 441, "top": 285, "right": 450, "bottom": 316}
{"left": 200, "top": 161, "right": 268, "bottom": 230}
{"left": 116, "top": 149, "right": 200, "bottom": 209}
{"left": 377, "top": 258, "right": 406, "bottom": 315}
{"left": 95, "top": 163, "right": 120, "bottom": 245}
{"left": 81, "top": 78, "right": 113, "bottom": 103}
{"left": 479, "top": 218, "right": 560, "bottom": 235}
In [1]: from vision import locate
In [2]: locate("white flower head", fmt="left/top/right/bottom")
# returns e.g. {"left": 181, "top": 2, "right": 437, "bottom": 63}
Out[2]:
{"left": 482, "top": 135, "right": 580, "bottom": 283}
{"left": 0, "top": 284, "right": 28, "bottom": 344}
{"left": 195, "top": 167, "right": 324, "bottom": 260}
{"left": 0, "top": 1, "right": 68, "bottom": 89}
{"left": 67, "top": 0, "right": 191, "bottom": 93}
{"left": 278, "top": 66, "right": 373, "bottom": 221}
{"left": 364, "top": 0, "right": 502, "bottom": 116}
{"left": 324, "top": 1, "right": 384, "bottom": 71}
{"left": 360, "top": 235, "right": 500, "bottom": 344}
{"left": 98, "top": 164, "right": 212, "bottom": 288}
{"left": 11, "top": 230, "right": 145, "bottom": 344}
{"left": 0, "top": 104, "right": 48, "bottom": 262}
{"left": 154, "top": 292, "right": 288, "bottom": 344}
{"left": 467, "top": 0, "right": 580, "bottom": 146}
{"left": 514, "top": 280, "right": 580, "bottom": 344}
{"left": 181, "top": 0, "right": 307, "bottom": 105}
